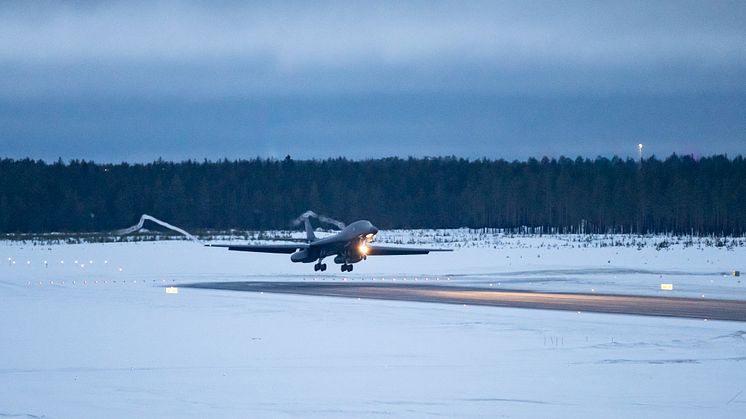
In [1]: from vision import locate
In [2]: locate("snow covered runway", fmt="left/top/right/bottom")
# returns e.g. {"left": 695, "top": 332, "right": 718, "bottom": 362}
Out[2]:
{"left": 182, "top": 281, "right": 746, "bottom": 321}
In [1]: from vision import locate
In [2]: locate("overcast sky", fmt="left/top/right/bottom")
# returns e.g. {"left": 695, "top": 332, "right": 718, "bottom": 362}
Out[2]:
{"left": 1, "top": 0, "right": 744, "bottom": 162}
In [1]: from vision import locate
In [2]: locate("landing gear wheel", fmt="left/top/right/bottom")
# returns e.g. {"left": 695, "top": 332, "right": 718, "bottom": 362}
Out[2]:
{"left": 314, "top": 261, "right": 328, "bottom": 272}
{"left": 348, "top": 264, "right": 354, "bottom": 272}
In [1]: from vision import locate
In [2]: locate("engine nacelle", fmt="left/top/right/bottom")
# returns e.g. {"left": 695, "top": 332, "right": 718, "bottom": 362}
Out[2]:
{"left": 291, "top": 249, "right": 316, "bottom": 263}
{"left": 334, "top": 253, "right": 362, "bottom": 264}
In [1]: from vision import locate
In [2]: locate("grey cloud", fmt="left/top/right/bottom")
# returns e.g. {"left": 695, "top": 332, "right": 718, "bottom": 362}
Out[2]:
{"left": 2, "top": 1, "right": 743, "bottom": 64}
{"left": 1, "top": 1, "right": 744, "bottom": 162}
{"left": 1, "top": 58, "right": 744, "bottom": 100}
{"left": 0, "top": 1, "right": 744, "bottom": 98}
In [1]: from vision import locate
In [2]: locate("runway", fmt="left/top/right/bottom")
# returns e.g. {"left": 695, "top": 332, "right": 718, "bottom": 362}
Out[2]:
{"left": 182, "top": 281, "right": 746, "bottom": 322}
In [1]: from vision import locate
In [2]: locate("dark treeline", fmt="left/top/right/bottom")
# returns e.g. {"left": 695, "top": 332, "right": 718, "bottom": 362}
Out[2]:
{"left": 1, "top": 155, "right": 745, "bottom": 235}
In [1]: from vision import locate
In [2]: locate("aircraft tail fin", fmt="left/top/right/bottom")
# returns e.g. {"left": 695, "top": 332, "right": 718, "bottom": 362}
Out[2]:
{"left": 304, "top": 217, "right": 317, "bottom": 242}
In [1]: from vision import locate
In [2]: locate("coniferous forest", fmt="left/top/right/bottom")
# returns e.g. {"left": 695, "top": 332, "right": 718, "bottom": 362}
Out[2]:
{"left": 0, "top": 155, "right": 744, "bottom": 235}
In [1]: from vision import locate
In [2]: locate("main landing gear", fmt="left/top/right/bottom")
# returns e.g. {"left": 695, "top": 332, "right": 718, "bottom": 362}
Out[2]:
{"left": 314, "top": 262, "right": 327, "bottom": 272}
{"left": 341, "top": 264, "right": 353, "bottom": 272}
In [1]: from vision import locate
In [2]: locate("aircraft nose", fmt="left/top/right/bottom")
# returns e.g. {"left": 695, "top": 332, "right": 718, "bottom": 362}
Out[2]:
{"left": 371, "top": 225, "right": 379, "bottom": 235}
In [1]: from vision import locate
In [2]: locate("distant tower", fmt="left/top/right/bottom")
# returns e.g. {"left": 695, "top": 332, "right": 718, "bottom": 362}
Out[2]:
{"left": 637, "top": 143, "right": 644, "bottom": 165}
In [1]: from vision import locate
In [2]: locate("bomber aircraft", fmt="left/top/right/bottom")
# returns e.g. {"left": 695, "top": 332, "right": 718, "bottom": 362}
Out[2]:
{"left": 208, "top": 218, "right": 451, "bottom": 272}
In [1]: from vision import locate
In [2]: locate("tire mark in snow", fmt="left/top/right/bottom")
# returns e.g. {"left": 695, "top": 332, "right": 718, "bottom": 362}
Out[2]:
{"left": 461, "top": 398, "right": 572, "bottom": 406}
{"left": 593, "top": 356, "right": 746, "bottom": 365}
{"left": 727, "top": 389, "right": 742, "bottom": 405}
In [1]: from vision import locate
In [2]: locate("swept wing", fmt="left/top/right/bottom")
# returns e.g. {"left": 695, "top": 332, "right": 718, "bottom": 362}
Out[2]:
{"left": 206, "top": 243, "right": 307, "bottom": 254}
{"left": 366, "top": 245, "right": 452, "bottom": 256}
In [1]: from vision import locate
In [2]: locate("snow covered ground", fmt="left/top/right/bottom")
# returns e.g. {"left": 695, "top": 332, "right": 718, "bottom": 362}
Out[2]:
{"left": 1, "top": 233, "right": 745, "bottom": 418}
{"left": 4, "top": 230, "right": 743, "bottom": 300}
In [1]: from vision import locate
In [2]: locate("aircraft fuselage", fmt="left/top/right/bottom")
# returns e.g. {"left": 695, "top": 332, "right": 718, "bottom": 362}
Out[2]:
{"left": 290, "top": 220, "right": 378, "bottom": 266}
